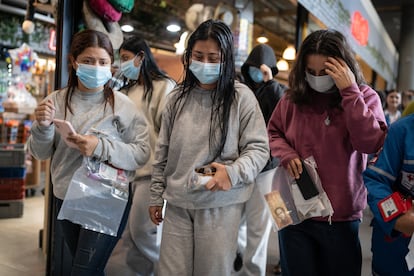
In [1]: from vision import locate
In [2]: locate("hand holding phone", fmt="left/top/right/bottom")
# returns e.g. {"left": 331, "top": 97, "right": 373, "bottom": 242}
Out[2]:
{"left": 53, "top": 119, "right": 78, "bottom": 149}
{"left": 189, "top": 165, "right": 216, "bottom": 191}
{"left": 295, "top": 160, "right": 319, "bottom": 200}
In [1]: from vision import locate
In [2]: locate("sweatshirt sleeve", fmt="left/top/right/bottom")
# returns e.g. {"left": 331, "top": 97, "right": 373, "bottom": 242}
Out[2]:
{"left": 92, "top": 96, "right": 151, "bottom": 172}
{"left": 27, "top": 121, "right": 55, "bottom": 160}
{"left": 225, "top": 90, "right": 270, "bottom": 186}
{"left": 340, "top": 84, "right": 387, "bottom": 154}
{"left": 27, "top": 94, "right": 58, "bottom": 160}
{"left": 363, "top": 123, "right": 404, "bottom": 235}
{"left": 150, "top": 94, "right": 173, "bottom": 206}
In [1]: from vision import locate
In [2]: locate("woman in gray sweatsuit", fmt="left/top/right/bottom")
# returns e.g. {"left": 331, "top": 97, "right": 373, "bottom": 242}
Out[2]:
{"left": 149, "top": 20, "right": 269, "bottom": 275}
{"left": 28, "top": 30, "right": 150, "bottom": 275}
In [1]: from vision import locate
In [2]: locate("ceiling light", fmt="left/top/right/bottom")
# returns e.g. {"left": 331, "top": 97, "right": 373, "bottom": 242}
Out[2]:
{"left": 282, "top": 45, "right": 296, "bottom": 60}
{"left": 256, "top": 32, "right": 268, "bottom": 44}
{"left": 121, "top": 24, "right": 134, "bottom": 32}
{"left": 166, "top": 24, "right": 181, "bottom": 32}
{"left": 277, "top": 59, "right": 289, "bottom": 71}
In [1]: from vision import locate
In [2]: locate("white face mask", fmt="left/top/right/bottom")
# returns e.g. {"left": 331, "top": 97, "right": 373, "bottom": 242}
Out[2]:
{"left": 305, "top": 72, "right": 336, "bottom": 93}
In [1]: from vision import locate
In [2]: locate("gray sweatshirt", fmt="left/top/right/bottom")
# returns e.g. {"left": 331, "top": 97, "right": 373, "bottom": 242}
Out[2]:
{"left": 150, "top": 82, "right": 270, "bottom": 209}
{"left": 123, "top": 78, "right": 176, "bottom": 178}
{"left": 28, "top": 88, "right": 150, "bottom": 199}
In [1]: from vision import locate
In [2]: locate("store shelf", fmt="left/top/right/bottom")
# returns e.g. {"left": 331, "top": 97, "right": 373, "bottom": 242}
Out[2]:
{"left": 0, "top": 178, "right": 25, "bottom": 200}
{"left": 0, "top": 143, "right": 26, "bottom": 167}
{"left": 0, "top": 112, "right": 37, "bottom": 218}
{"left": 0, "top": 199, "right": 24, "bottom": 218}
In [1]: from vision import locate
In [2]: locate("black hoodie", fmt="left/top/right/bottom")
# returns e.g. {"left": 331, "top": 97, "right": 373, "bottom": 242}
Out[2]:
{"left": 241, "top": 44, "right": 287, "bottom": 125}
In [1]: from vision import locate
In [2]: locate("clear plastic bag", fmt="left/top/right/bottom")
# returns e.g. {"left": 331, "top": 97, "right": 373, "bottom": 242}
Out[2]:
{"left": 264, "top": 156, "right": 334, "bottom": 230}
{"left": 57, "top": 158, "right": 129, "bottom": 236}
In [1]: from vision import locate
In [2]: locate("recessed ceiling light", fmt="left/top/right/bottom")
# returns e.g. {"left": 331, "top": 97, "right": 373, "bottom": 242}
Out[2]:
{"left": 256, "top": 31, "right": 268, "bottom": 44}
{"left": 166, "top": 24, "right": 181, "bottom": 32}
{"left": 121, "top": 24, "right": 134, "bottom": 33}
{"left": 257, "top": 35, "right": 268, "bottom": 44}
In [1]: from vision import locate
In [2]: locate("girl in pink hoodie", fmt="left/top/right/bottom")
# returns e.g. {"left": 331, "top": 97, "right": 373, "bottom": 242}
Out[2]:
{"left": 268, "top": 29, "right": 387, "bottom": 276}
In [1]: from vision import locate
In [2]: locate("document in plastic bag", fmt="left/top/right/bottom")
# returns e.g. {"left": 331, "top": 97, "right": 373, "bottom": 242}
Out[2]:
{"left": 264, "top": 156, "right": 334, "bottom": 230}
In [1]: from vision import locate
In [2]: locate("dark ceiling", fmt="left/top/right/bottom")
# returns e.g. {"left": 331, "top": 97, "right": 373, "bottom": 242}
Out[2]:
{"left": 371, "top": 0, "right": 402, "bottom": 51}
{"left": 0, "top": 0, "right": 405, "bottom": 55}
{"left": 119, "top": 0, "right": 298, "bottom": 55}
{"left": 119, "top": 0, "right": 405, "bottom": 56}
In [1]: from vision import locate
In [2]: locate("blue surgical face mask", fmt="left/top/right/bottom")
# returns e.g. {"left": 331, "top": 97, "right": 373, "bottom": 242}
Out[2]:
{"left": 248, "top": 66, "right": 263, "bottom": 83}
{"left": 189, "top": 60, "right": 221, "bottom": 85}
{"left": 305, "top": 72, "right": 336, "bottom": 93}
{"left": 76, "top": 63, "right": 112, "bottom": 89}
{"left": 120, "top": 57, "right": 140, "bottom": 80}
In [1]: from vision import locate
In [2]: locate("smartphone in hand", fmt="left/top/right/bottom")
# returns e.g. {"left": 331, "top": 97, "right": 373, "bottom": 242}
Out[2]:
{"left": 295, "top": 160, "right": 319, "bottom": 200}
{"left": 189, "top": 165, "right": 216, "bottom": 191}
{"left": 53, "top": 119, "right": 78, "bottom": 149}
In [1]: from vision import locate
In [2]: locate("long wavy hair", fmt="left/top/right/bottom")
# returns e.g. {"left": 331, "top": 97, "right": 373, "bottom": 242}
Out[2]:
{"left": 170, "top": 19, "right": 236, "bottom": 161}
{"left": 119, "top": 37, "right": 173, "bottom": 102}
{"left": 288, "top": 29, "right": 365, "bottom": 108}
{"left": 64, "top": 29, "right": 115, "bottom": 118}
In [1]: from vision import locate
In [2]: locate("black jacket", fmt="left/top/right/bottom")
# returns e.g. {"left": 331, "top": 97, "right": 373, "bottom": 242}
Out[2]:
{"left": 241, "top": 44, "right": 288, "bottom": 170}
{"left": 241, "top": 44, "right": 287, "bottom": 124}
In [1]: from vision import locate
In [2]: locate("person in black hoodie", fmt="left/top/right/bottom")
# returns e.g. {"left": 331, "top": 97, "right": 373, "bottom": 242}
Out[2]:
{"left": 241, "top": 44, "right": 287, "bottom": 124}
{"left": 234, "top": 44, "right": 287, "bottom": 275}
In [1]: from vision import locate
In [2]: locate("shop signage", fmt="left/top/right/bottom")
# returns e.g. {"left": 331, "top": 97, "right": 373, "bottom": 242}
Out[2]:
{"left": 48, "top": 29, "right": 56, "bottom": 51}
{"left": 351, "top": 11, "right": 369, "bottom": 46}
{"left": 298, "top": 0, "right": 398, "bottom": 87}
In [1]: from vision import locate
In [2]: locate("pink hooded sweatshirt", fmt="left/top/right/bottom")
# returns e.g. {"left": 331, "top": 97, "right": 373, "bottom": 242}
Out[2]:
{"left": 268, "top": 83, "right": 387, "bottom": 221}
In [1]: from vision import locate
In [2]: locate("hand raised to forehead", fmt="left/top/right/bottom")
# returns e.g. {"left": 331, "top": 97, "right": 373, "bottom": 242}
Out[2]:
{"left": 324, "top": 57, "right": 356, "bottom": 90}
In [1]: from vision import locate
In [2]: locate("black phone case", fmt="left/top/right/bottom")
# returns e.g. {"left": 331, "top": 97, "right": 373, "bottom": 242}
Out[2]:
{"left": 295, "top": 160, "right": 319, "bottom": 200}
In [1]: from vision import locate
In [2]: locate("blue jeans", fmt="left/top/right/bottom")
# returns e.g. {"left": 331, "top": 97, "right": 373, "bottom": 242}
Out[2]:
{"left": 55, "top": 189, "right": 132, "bottom": 276}
{"left": 278, "top": 219, "right": 362, "bottom": 276}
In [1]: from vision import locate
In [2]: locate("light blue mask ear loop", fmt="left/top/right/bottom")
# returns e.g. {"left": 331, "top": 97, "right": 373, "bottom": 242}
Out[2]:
{"left": 119, "top": 53, "right": 141, "bottom": 80}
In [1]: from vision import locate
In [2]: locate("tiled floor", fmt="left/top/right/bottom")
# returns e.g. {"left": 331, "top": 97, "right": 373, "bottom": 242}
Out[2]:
{"left": 0, "top": 190, "right": 374, "bottom": 276}
{"left": 0, "top": 192, "right": 46, "bottom": 276}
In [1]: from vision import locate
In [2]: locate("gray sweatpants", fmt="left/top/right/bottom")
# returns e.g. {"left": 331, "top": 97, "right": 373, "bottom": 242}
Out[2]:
{"left": 236, "top": 170, "right": 275, "bottom": 276}
{"left": 158, "top": 203, "right": 244, "bottom": 276}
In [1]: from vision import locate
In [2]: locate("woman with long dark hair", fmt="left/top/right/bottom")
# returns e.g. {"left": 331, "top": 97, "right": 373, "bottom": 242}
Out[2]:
{"left": 107, "top": 37, "right": 175, "bottom": 276}
{"left": 148, "top": 20, "right": 269, "bottom": 275}
{"left": 268, "top": 29, "right": 387, "bottom": 275}
{"left": 28, "top": 29, "right": 150, "bottom": 275}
